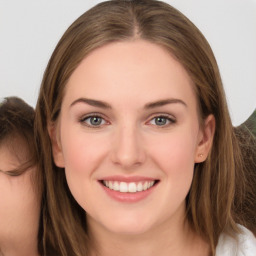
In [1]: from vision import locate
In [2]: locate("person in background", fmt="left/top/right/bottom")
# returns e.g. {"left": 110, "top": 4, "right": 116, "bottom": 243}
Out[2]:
{"left": 0, "top": 97, "right": 41, "bottom": 256}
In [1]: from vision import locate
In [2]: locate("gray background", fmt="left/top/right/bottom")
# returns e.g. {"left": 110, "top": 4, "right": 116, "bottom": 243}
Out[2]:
{"left": 0, "top": 0, "right": 256, "bottom": 126}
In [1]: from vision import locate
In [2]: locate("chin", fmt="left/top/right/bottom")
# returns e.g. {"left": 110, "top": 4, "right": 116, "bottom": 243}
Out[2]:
{"left": 103, "top": 216, "right": 154, "bottom": 236}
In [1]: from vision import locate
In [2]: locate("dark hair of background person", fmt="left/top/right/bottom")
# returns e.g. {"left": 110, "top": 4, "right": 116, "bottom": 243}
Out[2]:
{"left": 34, "top": 0, "right": 255, "bottom": 255}
{"left": 0, "top": 96, "right": 37, "bottom": 176}
{"left": 234, "top": 110, "right": 256, "bottom": 236}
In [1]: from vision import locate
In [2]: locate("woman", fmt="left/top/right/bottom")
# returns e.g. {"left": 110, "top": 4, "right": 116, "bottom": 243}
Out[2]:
{"left": 0, "top": 97, "right": 41, "bottom": 255}
{"left": 34, "top": 0, "right": 256, "bottom": 255}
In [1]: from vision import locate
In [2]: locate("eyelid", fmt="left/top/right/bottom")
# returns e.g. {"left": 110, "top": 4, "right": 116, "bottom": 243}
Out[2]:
{"left": 79, "top": 112, "right": 106, "bottom": 121}
{"left": 146, "top": 113, "right": 176, "bottom": 126}
{"left": 79, "top": 112, "right": 110, "bottom": 128}
{"left": 0, "top": 169, "right": 21, "bottom": 176}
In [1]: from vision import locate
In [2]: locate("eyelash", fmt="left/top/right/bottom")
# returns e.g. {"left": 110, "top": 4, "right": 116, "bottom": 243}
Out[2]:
{"left": 79, "top": 113, "right": 108, "bottom": 128}
{"left": 147, "top": 114, "right": 176, "bottom": 128}
{"left": 79, "top": 113, "right": 176, "bottom": 128}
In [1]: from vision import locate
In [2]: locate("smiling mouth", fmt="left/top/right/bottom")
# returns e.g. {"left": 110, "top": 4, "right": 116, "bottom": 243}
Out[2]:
{"left": 101, "top": 180, "right": 159, "bottom": 193}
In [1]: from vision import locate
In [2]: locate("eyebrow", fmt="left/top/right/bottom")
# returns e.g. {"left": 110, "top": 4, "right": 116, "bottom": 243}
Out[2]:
{"left": 70, "top": 98, "right": 112, "bottom": 109}
{"left": 70, "top": 97, "right": 187, "bottom": 110}
{"left": 144, "top": 98, "right": 187, "bottom": 109}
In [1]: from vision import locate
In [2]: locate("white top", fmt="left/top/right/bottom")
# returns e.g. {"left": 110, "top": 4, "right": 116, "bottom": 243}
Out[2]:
{"left": 216, "top": 225, "right": 256, "bottom": 256}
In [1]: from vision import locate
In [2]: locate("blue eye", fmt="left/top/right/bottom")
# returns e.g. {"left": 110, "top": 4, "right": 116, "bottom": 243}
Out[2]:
{"left": 81, "top": 116, "right": 107, "bottom": 127}
{"left": 149, "top": 116, "right": 175, "bottom": 126}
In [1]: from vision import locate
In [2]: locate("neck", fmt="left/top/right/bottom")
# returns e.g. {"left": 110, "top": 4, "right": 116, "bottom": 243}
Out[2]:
{"left": 87, "top": 209, "right": 210, "bottom": 256}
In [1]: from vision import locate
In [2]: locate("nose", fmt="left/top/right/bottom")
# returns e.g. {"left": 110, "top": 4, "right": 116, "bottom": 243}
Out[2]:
{"left": 110, "top": 124, "right": 146, "bottom": 169}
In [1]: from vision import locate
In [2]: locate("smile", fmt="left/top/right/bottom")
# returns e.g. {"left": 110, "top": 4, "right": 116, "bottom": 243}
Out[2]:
{"left": 102, "top": 180, "right": 156, "bottom": 193}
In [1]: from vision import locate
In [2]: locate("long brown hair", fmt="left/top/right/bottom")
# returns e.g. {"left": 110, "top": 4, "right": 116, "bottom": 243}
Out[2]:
{"left": 34, "top": 1, "right": 248, "bottom": 255}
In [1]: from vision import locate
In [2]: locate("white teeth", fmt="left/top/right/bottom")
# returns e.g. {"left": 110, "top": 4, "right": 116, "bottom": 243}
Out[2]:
{"left": 120, "top": 182, "right": 128, "bottom": 192}
{"left": 113, "top": 181, "right": 119, "bottom": 191}
{"left": 109, "top": 181, "right": 113, "bottom": 190}
{"left": 128, "top": 182, "right": 137, "bottom": 193}
{"left": 137, "top": 182, "right": 143, "bottom": 192}
{"left": 103, "top": 180, "right": 156, "bottom": 193}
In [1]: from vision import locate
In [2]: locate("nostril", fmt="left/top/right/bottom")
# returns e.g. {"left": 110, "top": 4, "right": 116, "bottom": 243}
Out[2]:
{"left": 110, "top": 132, "right": 146, "bottom": 167}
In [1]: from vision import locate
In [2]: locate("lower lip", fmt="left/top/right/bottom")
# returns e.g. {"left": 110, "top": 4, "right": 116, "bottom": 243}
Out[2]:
{"left": 99, "top": 182, "right": 158, "bottom": 203}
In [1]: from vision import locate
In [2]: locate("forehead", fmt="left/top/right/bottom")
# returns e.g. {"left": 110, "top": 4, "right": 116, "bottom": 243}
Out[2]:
{"left": 63, "top": 40, "right": 196, "bottom": 108}
{"left": 0, "top": 136, "right": 29, "bottom": 160}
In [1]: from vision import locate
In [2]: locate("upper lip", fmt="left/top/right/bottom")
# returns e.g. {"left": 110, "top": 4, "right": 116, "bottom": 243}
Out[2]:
{"left": 99, "top": 175, "right": 158, "bottom": 183}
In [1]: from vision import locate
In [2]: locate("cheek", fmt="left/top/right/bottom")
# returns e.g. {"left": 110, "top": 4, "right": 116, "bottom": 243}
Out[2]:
{"left": 0, "top": 172, "right": 37, "bottom": 210}
{"left": 147, "top": 128, "right": 198, "bottom": 192}
{"left": 161, "top": 138, "right": 195, "bottom": 171}
{"left": 0, "top": 171, "right": 40, "bottom": 237}
{"left": 150, "top": 129, "right": 197, "bottom": 168}
{"left": 61, "top": 130, "right": 108, "bottom": 176}
{"left": 60, "top": 128, "right": 109, "bottom": 205}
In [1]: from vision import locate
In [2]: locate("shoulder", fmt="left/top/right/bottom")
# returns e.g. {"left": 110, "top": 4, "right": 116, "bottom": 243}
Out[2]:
{"left": 216, "top": 224, "right": 256, "bottom": 256}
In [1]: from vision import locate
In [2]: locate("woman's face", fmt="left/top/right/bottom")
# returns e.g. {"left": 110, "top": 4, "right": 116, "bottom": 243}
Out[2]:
{"left": 52, "top": 40, "right": 214, "bottom": 236}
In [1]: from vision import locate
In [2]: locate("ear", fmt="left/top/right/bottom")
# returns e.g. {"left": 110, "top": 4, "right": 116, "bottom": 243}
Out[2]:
{"left": 194, "top": 114, "right": 215, "bottom": 163}
{"left": 48, "top": 122, "right": 65, "bottom": 168}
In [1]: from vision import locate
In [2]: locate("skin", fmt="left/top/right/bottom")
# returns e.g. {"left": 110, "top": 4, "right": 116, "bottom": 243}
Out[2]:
{"left": 51, "top": 40, "right": 215, "bottom": 256}
{"left": 0, "top": 139, "right": 40, "bottom": 256}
